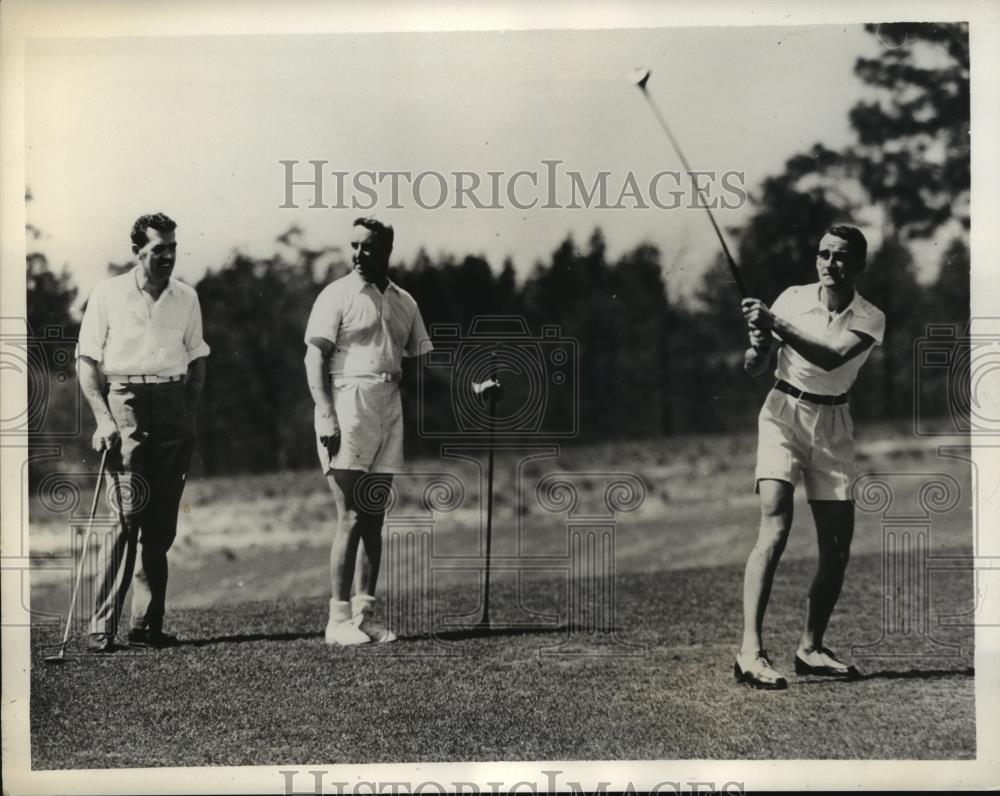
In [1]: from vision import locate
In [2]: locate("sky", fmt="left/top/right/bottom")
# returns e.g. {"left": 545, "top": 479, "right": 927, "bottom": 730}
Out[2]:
{"left": 25, "top": 25, "right": 888, "bottom": 303}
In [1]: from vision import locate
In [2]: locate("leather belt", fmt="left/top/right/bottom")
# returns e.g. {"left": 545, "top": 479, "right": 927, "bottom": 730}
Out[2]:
{"left": 774, "top": 379, "right": 847, "bottom": 406}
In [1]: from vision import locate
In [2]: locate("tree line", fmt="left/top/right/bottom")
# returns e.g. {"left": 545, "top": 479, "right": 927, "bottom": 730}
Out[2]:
{"left": 24, "top": 22, "right": 970, "bottom": 483}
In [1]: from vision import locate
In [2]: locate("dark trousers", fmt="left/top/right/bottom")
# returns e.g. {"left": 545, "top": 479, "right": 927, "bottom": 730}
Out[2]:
{"left": 90, "top": 381, "right": 194, "bottom": 635}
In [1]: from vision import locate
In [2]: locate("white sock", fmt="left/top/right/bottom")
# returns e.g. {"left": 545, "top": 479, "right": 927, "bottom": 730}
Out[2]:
{"left": 351, "top": 594, "right": 376, "bottom": 623}
{"left": 328, "top": 599, "right": 352, "bottom": 623}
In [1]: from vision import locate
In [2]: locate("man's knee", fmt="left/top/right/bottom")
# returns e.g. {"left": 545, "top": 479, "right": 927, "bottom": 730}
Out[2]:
{"left": 819, "top": 542, "right": 851, "bottom": 573}
{"left": 755, "top": 522, "right": 790, "bottom": 559}
{"left": 333, "top": 508, "right": 363, "bottom": 536}
{"left": 756, "top": 482, "right": 793, "bottom": 553}
{"left": 139, "top": 531, "right": 176, "bottom": 558}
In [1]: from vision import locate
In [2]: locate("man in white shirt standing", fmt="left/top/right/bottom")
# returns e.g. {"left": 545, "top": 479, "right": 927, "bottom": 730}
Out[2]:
{"left": 303, "top": 217, "right": 433, "bottom": 645}
{"left": 736, "top": 225, "right": 886, "bottom": 689}
{"left": 77, "top": 213, "right": 210, "bottom": 653}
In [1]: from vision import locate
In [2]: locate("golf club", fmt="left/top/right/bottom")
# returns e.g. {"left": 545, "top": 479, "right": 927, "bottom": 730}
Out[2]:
{"left": 630, "top": 66, "right": 749, "bottom": 300}
{"left": 44, "top": 449, "right": 109, "bottom": 665}
{"left": 472, "top": 353, "right": 501, "bottom": 629}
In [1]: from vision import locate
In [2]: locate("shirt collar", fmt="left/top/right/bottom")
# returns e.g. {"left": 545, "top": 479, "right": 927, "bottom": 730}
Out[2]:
{"left": 800, "top": 283, "right": 867, "bottom": 318}
{"left": 131, "top": 265, "right": 175, "bottom": 298}
{"left": 348, "top": 268, "right": 398, "bottom": 295}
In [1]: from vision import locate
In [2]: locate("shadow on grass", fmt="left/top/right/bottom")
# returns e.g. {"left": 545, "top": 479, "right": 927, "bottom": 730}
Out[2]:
{"left": 175, "top": 630, "right": 323, "bottom": 647}
{"left": 794, "top": 666, "right": 974, "bottom": 686}
{"left": 858, "top": 666, "right": 974, "bottom": 681}
{"left": 412, "top": 624, "right": 570, "bottom": 642}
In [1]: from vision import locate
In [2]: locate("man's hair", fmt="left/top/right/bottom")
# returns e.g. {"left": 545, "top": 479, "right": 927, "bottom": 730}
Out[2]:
{"left": 131, "top": 213, "right": 177, "bottom": 252}
{"left": 824, "top": 224, "right": 867, "bottom": 268}
{"left": 353, "top": 216, "right": 394, "bottom": 249}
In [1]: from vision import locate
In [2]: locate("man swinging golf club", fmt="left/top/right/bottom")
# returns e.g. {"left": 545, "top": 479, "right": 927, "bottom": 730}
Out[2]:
{"left": 736, "top": 225, "right": 885, "bottom": 689}
{"left": 304, "top": 217, "right": 436, "bottom": 645}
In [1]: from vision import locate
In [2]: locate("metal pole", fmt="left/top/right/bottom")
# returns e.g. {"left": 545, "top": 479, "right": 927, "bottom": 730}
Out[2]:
{"left": 478, "top": 353, "right": 498, "bottom": 628}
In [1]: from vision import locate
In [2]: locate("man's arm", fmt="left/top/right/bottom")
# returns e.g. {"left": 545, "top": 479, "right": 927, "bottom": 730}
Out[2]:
{"left": 742, "top": 298, "right": 874, "bottom": 371}
{"left": 78, "top": 355, "right": 119, "bottom": 451}
{"left": 186, "top": 357, "right": 206, "bottom": 418}
{"left": 743, "top": 328, "right": 777, "bottom": 377}
{"left": 304, "top": 338, "right": 339, "bottom": 450}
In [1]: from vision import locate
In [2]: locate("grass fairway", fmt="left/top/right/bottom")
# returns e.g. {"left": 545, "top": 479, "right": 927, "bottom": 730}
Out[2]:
{"left": 28, "top": 431, "right": 976, "bottom": 766}
{"left": 31, "top": 551, "right": 974, "bottom": 767}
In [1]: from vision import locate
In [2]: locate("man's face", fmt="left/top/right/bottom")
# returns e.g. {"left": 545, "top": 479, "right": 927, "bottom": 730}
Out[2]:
{"left": 136, "top": 227, "right": 177, "bottom": 288}
{"left": 351, "top": 225, "right": 390, "bottom": 283}
{"left": 815, "top": 233, "right": 860, "bottom": 289}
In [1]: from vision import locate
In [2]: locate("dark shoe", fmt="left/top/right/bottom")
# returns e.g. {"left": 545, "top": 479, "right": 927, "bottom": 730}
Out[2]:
{"left": 87, "top": 633, "right": 115, "bottom": 654}
{"left": 127, "top": 628, "right": 180, "bottom": 648}
{"left": 795, "top": 647, "right": 861, "bottom": 680}
{"left": 735, "top": 649, "right": 788, "bottom": 690}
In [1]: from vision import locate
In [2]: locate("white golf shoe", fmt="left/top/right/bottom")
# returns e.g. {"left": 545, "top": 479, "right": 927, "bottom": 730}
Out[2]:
{"left": 351, "top": 595, "right": 397, "bottom": 644}
{"left": 325, "top": 599, "right": 371, "bottom": 646}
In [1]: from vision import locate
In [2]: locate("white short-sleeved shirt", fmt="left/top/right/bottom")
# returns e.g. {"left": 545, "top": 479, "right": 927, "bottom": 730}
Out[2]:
{"left": 304, "top": 270, "right": 432, "bottom": 377}
{"left": 76, "top": 267, "right": 211, "bottom": 377}
{"left": 771, "top": 283, "right": 885, "bottom": 396}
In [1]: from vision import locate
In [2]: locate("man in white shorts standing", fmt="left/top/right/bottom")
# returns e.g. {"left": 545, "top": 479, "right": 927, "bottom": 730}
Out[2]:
{"left": 303, "top": 217, "right": 432, "bottom": 645}
{"left": 736, "top": 225, "right": 885, "bottom": 689}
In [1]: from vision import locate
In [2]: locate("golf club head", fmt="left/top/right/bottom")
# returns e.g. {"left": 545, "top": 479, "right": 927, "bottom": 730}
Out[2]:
{"left": 629, "top": 67, "right": 651, "bottom": 89}
{"left": 43, "top": 654, "right": 69, "bottom": 665}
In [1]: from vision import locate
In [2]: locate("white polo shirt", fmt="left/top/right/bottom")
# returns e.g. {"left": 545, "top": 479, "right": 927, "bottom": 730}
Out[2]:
{"left": 304, "top": 269, "right": 432, "bottom": 377}
{"left": 77, "top": 267, "right": 211, "bottom": 377}
{"left": 771, "top": 283, "right": 885, "bottom": 396}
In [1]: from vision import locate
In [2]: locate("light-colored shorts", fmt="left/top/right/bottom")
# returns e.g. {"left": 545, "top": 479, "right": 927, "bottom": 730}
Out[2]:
{"left": 316, "top": 379, "right": 405, "bottom": 474}
{"left": 755, "top": 387, "right": 856, "bottom": 501}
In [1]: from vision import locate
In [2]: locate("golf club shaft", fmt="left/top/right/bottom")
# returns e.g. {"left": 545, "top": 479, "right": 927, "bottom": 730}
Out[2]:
{"left": 56, "top": 449, "right": 109, "bottom": 653}
{"left": 639, "top": 88, "right": 749, "bottom": 299}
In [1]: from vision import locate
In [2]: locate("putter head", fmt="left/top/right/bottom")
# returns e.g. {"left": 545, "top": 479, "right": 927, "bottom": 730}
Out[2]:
{"left": 43, "top": 654, "right": 68, "bottom": 665}
{"left": 629, "top": 67, "right": 651, "bottom": 89}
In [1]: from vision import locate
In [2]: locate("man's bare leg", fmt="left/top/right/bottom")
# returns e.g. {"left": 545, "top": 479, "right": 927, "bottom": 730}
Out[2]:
{"left": 327, "top": 469, "right": 365, "bottom": 601}
{"left": 323, "top": 468, "right": 371, "bottom": 644}
{"left": 741, "top": 479, "right": 795, "bottom": 655}
{"left": 736, "top": 478, "right": 794, "bottom": 687}
{"left": 349, "top": 473, "right": 394, "bottom": 642}
{"left": 795, "top": 499, "right": 858, "bottom": 676}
